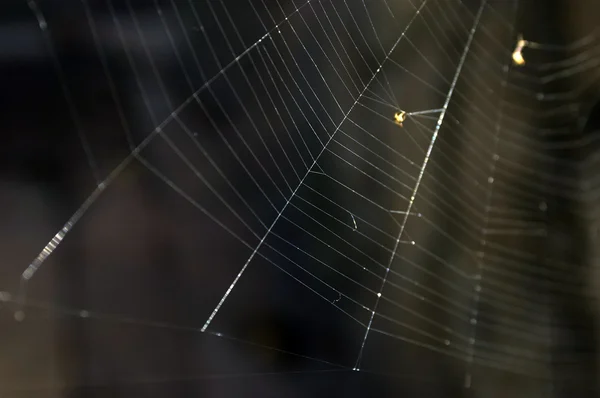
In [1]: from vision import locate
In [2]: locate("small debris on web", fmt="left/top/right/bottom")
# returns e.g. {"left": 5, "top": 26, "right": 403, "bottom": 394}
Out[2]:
{"left": 394, "top": 111, "right": 406, "bottom": 127}
{"left": 512, "top": 34, "right": 527, "bottom": 65}
{"left": 350, "top": 213, "right": 358, "bottom": 230}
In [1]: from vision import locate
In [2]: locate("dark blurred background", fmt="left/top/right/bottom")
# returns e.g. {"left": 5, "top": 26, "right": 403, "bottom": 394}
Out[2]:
{"left": 1, "top": 0, "right": 600, "bottom": 397}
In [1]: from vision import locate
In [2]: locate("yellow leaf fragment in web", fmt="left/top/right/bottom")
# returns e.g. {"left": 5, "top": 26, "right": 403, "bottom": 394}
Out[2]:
{"left": 512, "top": 35, "right": 527, "bottom": 66}
{"left": 394, "top": 111, "right": 406, "bottom": 127}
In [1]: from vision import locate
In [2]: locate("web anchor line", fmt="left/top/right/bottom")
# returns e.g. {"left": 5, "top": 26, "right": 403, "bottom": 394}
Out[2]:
{"left": 389, "top": 209, "right": 421, "bottom": 216}
{"left": 407, "top": 108, "right": 443, "bottom": 116}
{"left": 200, "top": 0, "right": 429, "bottom": 333}
{"left": 353, "top": 0, "right": 487, "bottom": 371}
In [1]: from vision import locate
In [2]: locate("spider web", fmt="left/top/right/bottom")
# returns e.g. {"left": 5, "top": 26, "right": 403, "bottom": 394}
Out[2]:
{"left": 2, "top": 0, "right": 600, "bottom": 395}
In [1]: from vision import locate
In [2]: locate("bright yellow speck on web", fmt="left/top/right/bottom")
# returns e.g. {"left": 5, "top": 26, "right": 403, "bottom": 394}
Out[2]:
{"left": 512, "top": 35, "right": 527, "bottom": 66}
{"left": 394, "top": 111, "right": 406, "bottom": 126}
